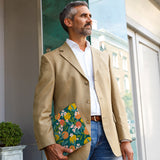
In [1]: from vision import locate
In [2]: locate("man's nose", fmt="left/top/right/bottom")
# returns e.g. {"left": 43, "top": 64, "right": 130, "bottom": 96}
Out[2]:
{"left": 87, "top": 16, "right": 92, "bottom": 24}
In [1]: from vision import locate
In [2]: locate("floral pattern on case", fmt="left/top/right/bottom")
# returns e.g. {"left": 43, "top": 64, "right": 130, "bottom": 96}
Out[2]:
{"left": 52, "top": 103, "right": 91, "bottom": 155}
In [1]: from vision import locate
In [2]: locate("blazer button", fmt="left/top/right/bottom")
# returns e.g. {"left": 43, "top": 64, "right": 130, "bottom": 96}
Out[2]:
{"left": 87, "top": 100, "right": 90, "bottom": 104}
{"left": 85, "top": 81, "right": 88, "bottom": 85}
{"left": 86, "top": 118, "right": 90, "bottom": 124}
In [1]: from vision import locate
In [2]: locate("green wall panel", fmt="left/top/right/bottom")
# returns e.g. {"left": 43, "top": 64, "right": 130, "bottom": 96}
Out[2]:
{"left": 42, "top": 0, "right": 88, "bottom": 120}
{"left": 42, "top": 0, "right": 88, "bottom": 53}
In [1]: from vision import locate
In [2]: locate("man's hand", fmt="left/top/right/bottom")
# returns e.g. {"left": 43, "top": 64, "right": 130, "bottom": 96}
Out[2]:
{"left": 44, "top": 144, "right": 73, "bottom": 160}
{"left": 120, "top": 141, "right": 133, "bottom": 160}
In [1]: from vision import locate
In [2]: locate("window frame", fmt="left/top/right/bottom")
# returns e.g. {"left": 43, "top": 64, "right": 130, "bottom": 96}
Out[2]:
{"left": 127, "top": 17, "right": 160, "bottom": 160}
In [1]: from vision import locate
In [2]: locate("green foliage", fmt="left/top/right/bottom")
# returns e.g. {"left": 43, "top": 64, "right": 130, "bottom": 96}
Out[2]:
{"left": 122, "top": 91, "right": 134, "bottom": 120}
{"left": 122, "top": 91, "right": 132, "bottom": 107}
{"left": 0, "top": 122, "right": 23, "bottom": 147}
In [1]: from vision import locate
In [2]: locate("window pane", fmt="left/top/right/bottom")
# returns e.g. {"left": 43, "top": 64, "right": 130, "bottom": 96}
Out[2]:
{"left": 89, "top": 0, "right": 138, "bottom": 159}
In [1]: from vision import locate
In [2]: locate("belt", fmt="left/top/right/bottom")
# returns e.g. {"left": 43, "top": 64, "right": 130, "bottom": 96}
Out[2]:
{"left": 91, "top": 115, "right": 102, "bottom": 122}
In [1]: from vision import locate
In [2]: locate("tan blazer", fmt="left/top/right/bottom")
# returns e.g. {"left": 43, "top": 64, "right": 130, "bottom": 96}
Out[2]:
{"left": 33, "top": 42, "right": 131, "bottom": 160}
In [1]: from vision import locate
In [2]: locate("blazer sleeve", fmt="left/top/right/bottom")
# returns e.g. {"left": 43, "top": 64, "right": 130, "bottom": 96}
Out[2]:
{"left": 33, "top": 55, "right": 56, "bottom": 150}
{"left": 108, "top": 54, "right": 132, "bottom": 142}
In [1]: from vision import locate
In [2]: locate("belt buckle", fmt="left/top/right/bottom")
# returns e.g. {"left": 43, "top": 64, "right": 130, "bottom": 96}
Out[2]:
{"left": 94, "top": 116, "right": 97, "bottom": 122}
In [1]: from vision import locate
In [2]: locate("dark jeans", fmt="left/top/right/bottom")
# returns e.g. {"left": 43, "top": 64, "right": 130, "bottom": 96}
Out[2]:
{"left": 87, "top": 121, "right": 122, "bottom": 160}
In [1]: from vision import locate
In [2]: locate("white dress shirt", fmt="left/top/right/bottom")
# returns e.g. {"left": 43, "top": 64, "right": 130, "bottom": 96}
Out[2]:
{"left": 66, "top": 39, "right": 101, "bottom": 116}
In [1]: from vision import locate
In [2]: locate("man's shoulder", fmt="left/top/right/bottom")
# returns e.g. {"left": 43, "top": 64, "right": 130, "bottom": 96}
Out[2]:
{"left": 44, "top": 43, "right": 65, "bottom": 56}
{"left": 43, "top": 42, "right": 68, "bottom": 60}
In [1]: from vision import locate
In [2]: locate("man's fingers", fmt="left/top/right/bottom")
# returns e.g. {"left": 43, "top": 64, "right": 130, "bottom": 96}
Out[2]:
{"left": 62, "top": 146, "right": 73, "bottom": 153}
{"left": 44, "top": 144, "right": 71, "bottom": 160}
{"left": 54, "top": 145, "right": 73, "bottom": 160}
{"left": 58, "top": 153, "right": 68, "bottom": 160}
{"left": 125, "top": 146, "right": 134, "bottom": 160}
{"left": 120, "top": 142, "right": 133, "bottom": 160}
{"left": 126, "top": 150, "right": 134, "bottom": 160}
{"left": 122, "top": 151, "right": 126, "bottom": 160}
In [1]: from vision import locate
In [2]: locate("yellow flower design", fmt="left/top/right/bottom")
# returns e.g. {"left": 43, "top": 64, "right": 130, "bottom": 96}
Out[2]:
{"left": 80, "top": 118, "right": 84, "bottom": 123}
{"left": 68, "top": 103, "right": 76, "bottom": 111}
{"left": 55, "top": 134, "right": 59, "bottom": 141}
{"left": 84, "top": 137, "right": 91, "bottom": 144}
{"left": 64, "top": 112, "right": 71, "bottom": 120}
{"left": 70, "top": 135, "right": 76, "bottom": 144}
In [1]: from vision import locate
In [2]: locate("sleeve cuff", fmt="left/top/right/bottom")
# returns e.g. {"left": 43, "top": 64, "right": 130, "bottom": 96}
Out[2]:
{"left": 120, "top": 139, "right": 131, "bottom": 143}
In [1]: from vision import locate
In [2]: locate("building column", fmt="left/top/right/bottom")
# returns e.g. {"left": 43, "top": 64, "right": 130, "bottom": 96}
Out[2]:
{"left": 0, "top": 0, "right": 5, "bottom": 122}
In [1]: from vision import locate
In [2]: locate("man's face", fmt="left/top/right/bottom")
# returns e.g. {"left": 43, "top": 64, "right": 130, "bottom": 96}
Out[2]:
{"left": 70, "top": 6, "right": 92, "bottom": 37}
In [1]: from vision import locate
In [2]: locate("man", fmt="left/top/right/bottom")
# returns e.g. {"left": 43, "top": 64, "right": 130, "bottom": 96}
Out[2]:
{"left": 33, "top": 1, "right": 133, "bottom": 160}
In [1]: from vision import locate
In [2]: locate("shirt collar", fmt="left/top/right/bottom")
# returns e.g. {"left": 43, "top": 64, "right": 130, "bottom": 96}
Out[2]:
{"left": 66, "top": 38, "right": 90, "bottom": 51}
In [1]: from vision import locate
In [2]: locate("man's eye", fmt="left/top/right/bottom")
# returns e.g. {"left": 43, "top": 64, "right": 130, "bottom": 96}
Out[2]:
{"left": 81, "top": 14, "right": 86, "bottom": 17}
{"left": 81, "top": 14, "right": 91, "bottom": 18}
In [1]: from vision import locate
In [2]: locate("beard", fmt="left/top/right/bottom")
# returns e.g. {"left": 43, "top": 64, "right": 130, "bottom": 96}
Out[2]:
{"left": 80, "top": 23, "right": 92, "bottom": 36}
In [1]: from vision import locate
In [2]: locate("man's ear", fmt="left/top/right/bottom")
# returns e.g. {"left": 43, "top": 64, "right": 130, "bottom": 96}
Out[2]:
{"left": 64, "top": 18, "right": 73, "bottom": 28}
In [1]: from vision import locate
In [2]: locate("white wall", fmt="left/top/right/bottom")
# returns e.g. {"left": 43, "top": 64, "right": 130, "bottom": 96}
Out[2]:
{"left": 126, "top": 0, "right": 160, "bottom": 39}
{"left": 0, "top": 0, "right": 5, "bottom": 122}
{"left": 4, "top": 0, "right": 41, "bottom": 159}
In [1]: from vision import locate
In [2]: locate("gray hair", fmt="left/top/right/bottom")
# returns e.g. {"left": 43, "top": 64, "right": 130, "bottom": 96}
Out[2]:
{"left": 59, "top": 1, "right": 88, "bottom": 33}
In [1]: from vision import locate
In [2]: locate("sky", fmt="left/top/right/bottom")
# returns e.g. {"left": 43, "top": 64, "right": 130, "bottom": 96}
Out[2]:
{"left": 89, "top": 0, "right": 128, "bottom": 41}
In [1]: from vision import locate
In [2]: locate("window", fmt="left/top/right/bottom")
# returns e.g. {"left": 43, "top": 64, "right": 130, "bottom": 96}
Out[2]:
{"left": 128, "top": 28, "right": 160, "bottom": 160}
{"left": 112, "top": 52, "right": 119, "bottom": 68}
{"left": 100, "top": 42, "right": 106, "bottom": 51}
{"left": 123, "top": 57, "right": 128, "bottom": 71}
{"left": 116, "top": 77, "right": 121, "bottom": 90}
{"left": 124, "top": 75, "right": 130, "bottom": 91}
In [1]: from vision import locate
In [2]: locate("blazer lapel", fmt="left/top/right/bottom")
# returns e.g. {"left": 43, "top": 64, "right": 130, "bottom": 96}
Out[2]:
{"left": 59, "top": 42, "right": 87, "bottom": 79}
